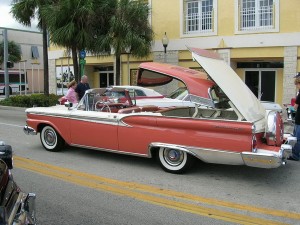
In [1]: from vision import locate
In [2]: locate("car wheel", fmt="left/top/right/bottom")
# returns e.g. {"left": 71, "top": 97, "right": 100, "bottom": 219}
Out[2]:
{"left": 157, "top": 147, "right": 194, "bottom": 174}
{"left": 40, "top": 126, "right": 64, "bottom": 152}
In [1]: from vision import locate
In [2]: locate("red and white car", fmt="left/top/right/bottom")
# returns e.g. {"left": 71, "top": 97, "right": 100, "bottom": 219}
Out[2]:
{"left": 102, "top": 85, "right": 164, "bottom": 103}
{"left": 24, "top": 48, "right": 293, "bottom": 174}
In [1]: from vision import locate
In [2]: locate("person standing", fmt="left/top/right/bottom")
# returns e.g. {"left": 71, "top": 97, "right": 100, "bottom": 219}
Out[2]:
{"left": 75, "top": 75, "right": 90, "bottom": 100}
{"left": 289, "top": 74, "right": 300, "bottom": 161}
{"left": 65, "top": 80, "right": 78, "bottom": 104}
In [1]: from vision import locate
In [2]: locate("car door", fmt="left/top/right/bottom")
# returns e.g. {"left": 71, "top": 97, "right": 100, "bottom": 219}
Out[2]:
{"left": 69, "top": 110, "right": 119, "bottom": 150}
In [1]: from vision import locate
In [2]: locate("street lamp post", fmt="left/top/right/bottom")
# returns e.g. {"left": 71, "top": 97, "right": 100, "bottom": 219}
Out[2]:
{"left": 162, "top": 32, "right": 169, "bottom": 63}
{"left": 125, "top": 46, "right": 131, "bottom": 85}
{"left": 1, "top": 29, "right": 9, "bottom": 98}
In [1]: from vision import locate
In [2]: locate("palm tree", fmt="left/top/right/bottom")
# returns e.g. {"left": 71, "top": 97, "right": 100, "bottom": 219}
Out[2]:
{"left": 0, "top": 40, "right": 22, "bottom": 66}
{"left": 11, "top": 0, "right": 54, "bottom": 96}
{"left": 40, "top": 0, "right": 116, "bottom": 82}
{"left": 94, "top": 0, "right": 153, "bottom": 85}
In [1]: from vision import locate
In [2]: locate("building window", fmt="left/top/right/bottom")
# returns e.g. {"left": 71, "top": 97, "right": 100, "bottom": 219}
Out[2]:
{"left": 182, "top": 0, "right": 216, "bottom": 36}
{"left": 31, "top": 46, "right": 39, "bottom": 59}
{"left": 236, "top": 0, "right": 279, "bottom": 33}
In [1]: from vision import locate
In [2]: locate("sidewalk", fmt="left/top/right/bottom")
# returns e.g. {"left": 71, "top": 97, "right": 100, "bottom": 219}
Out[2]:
{"left": 0, "top": 105, "right": 27, "bottom": 111}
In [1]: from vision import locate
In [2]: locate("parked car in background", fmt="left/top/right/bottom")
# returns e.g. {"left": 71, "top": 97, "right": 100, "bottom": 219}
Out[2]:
{"left": 103, "top": 86, "right": 195, "bottom": 107}
{"left": 105, "top": 85, "right": 164, "bottom": 102}
{"left": 24, "top": 48, "right": 293, "bottom": 174}
{"left": 0, "top": 141, "right": 36, "bottom": 225}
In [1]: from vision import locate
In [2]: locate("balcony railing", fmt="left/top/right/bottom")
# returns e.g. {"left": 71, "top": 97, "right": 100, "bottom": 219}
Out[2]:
{"left": 184, "top": 11, "right": 213, "bottom": 34}
{"left": 240, "top": 5, "right": 274, "bottom": 31}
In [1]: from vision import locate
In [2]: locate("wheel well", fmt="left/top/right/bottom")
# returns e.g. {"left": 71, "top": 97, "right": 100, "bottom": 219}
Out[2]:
{"left": 37, "top": 123, "right": 66, "bottom": 144}
{"left": 149, "top": 146, "right": 160, "bottom": 158}
{"left": 37, "top": 123, "right": 48, "bottom": 133}
{"left": 149, "top": 145, "right": 198, "bottom": 161}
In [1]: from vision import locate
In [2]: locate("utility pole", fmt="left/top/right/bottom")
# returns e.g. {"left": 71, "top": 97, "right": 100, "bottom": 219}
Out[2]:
{"left": 3, "top": 29, "right": 9, "bottom": 99}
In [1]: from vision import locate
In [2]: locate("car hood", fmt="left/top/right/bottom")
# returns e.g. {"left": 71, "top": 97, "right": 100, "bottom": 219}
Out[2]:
{"left": 189, "top": 47, "right": 266, "bottom": 122}
{"left": 26, "top": 105, "right": 71, "bottom": 116}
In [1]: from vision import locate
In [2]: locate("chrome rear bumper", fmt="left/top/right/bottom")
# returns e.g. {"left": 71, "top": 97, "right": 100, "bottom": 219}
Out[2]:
{"left": 241, "top": 140, "right": 294, "bottom": 169}
{"left": 23, "top": 125, "right": 37, "bottom": 135}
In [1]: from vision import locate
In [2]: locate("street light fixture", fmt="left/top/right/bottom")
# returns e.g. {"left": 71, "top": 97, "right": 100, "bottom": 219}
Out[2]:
{"left": 162, "top": 32, "right": 169, "bottom": 54}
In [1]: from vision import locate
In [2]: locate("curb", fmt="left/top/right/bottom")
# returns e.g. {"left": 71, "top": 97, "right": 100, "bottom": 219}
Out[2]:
{"left": 0, "top": 105, "right": 27, "bottom": 112}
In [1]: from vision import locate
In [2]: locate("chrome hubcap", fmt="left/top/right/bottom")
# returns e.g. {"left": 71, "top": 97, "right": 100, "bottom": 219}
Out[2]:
{"left": 44, "top": 129, "right": 56, "bottom": 146}
{"left": 163, "top": 149, "right": 184, "bottom": 166}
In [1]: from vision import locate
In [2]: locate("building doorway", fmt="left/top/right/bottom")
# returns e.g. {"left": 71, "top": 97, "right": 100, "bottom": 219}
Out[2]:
{"left": 245, "top": 70, "right": 276, "bottom": 101}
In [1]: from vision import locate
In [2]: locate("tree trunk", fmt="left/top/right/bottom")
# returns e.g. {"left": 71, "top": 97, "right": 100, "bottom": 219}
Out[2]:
{"left": 42, "top": 24, "right": 49, "bottom": 96}
{"left": 116, "top": 54, "right": 121, "bottom": 85}
{"left": 71, "top": 46, "right": 79, "bottom": 82}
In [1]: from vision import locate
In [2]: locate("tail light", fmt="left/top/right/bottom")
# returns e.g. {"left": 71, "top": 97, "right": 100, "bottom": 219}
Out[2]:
{"left": 265, "top": 111, "right": 283, "bottom": 146}
{"left": 252, "top": 134, "right": 257, "bottom": 153}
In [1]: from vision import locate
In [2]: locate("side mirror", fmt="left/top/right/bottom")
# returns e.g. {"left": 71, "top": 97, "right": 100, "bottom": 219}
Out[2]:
{"left": 0, "top": 142, "right": 13, "bottom": 169}
{"left": 64, "top": 102, "right": 73, "bottom": 108}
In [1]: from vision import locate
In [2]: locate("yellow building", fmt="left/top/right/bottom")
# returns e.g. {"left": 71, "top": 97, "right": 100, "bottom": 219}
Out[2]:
{"left": 48, "top": 0, "right": 300, "bottom": 106}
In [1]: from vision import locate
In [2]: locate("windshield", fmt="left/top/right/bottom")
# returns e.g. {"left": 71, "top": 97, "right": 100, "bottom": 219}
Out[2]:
{"left": 167, "top": 87, "right": 188, "bottom": 100}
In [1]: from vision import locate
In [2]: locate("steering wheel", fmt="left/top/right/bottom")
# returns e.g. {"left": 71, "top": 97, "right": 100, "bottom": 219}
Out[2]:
{"left": 95, "top": 101, "right": 111, "bottom": 113}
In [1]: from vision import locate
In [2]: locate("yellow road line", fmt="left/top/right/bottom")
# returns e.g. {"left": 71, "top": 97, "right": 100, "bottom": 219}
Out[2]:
{"left": 15, "top": 160, "right": 286, "bottom": 225}
{"left": 14, "top": 156, "right": 300, "bottom": 220}
{"left": 14, "top": 156, "right": 296, "bottom": 225}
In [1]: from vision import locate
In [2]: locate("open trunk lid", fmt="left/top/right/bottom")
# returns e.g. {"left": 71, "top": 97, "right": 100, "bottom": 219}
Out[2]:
{"left": 189, "top": 47, "right": 266, "bottom": 122}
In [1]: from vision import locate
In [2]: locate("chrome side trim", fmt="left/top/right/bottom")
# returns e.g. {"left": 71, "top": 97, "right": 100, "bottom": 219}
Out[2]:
{"left": 149, "top": 142, "right": 293, "bottom": 169}
{"left": 29, "top": 112, "right": 120, "bottom": 125}
{"left": 23, "top": 125, "right": 37, "bottom": 135}
{"left": 27, "top": 111, "right": 69, "bottom": 118}
{"left": 149, "top": 142, "right": 244, "bottom": 165}
{"left": 70, "top": 144, "right": 148, "bottom": 158}
{"left": 28, "top": 112, "right": 161, "bottom": 127}
{"left": 70, "top": 115, "right": 119, "bottom": 125}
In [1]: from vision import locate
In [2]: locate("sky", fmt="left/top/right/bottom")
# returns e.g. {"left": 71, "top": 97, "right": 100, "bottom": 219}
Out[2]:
{"left": 0, "top": 0, "right": 39, "bottom": 31}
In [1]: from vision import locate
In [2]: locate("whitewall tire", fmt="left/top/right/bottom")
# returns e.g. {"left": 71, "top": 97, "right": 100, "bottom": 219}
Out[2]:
{"left": 157, "top": 147, "right": 194, "bottom": 174}
{"left": 40, "top": 126, "right": 64, "bottom": 152}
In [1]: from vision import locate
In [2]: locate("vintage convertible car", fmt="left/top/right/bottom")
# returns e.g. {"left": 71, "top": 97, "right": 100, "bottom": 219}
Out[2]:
{"left": 24, "top": 48, "right": 294, "bottom": 174}
{"left": 0, "top": 141, "right": 36, "bottom": 225}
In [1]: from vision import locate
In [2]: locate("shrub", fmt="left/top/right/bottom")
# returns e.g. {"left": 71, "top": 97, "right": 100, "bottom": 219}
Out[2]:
{"left": 0, "top": 94, "right": 61, "bottom": 108}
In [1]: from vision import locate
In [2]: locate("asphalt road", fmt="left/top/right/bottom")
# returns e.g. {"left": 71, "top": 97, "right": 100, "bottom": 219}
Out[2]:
{"left": 0, "top": 106, "right": 299, "bottom": 225}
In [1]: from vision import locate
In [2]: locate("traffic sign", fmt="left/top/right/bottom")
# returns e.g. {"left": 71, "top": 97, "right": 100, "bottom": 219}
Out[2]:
{"left": 80, "top": 50, "right": 86, "bottom": 59}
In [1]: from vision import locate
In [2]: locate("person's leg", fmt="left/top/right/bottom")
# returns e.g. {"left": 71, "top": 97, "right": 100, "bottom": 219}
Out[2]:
{"left": 291, "top": 124, "right": 300, "bottom": 160}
